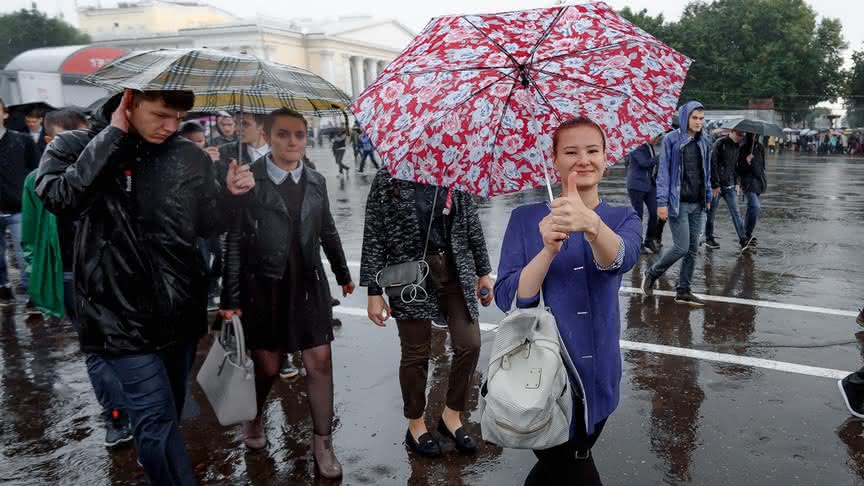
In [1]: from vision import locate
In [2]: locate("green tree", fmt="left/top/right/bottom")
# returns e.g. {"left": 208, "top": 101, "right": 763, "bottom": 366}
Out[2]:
{"left": 618, "top": 7, "right": 669, "bottom": 39}
{"left": 847, "top": 50, "right": 864, "bottom": 128}
{"left": 619, "top": 0, "right": 848, "bottom": 125}
{"left": 0, "top": 8, "right": 90, "bottom": 67}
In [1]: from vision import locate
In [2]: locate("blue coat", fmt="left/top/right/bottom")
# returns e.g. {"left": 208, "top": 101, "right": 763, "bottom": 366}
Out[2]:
{"left": 656, "top": 101, "right": 713, "bottom": 218}
{"left": 626, "top": 143, "right": 659, "bottom": 193}
{"left": 493, "top": 201, "right": 642, "bottom": 435}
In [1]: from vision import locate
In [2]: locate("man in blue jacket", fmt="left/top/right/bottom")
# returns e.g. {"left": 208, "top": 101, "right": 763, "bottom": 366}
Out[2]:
{"left": 626, "top": 134, "right": 663, "bottom": 254}
{"left": 641, "top": 101, "right": 712, "bottom": 306}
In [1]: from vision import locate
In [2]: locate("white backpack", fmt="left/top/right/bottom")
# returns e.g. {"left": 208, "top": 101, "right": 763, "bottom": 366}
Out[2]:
{"left": 479, "top": 306, "right": 575, "bottom": 450}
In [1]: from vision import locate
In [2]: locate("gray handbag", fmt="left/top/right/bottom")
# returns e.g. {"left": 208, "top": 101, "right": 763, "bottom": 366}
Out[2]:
{"left": 374, "top": 187, "right": 439, "bottom": 303}
{"left": 196, "top": 315, "right": 257, "bottom": 426}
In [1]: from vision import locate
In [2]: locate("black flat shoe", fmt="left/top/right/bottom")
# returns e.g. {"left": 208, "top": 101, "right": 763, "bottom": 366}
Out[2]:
{"left": 405, "top": 429, "right": 442, "bottom": 458}
{"left": 437, "top": 418, "right": 478, "bottom": 454}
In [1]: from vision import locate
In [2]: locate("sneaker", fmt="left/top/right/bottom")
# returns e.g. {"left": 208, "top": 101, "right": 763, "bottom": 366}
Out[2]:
{"left": 279, "top": 356, "right": 299, "bottom": 380}
{"left": 104, "top": 410, "right": 134, "bottom": 448}
{"left": 749, "top": 237, "right": 759, "bottom": 247}
{"left": 857, "top": 309, "right": 864, "bottom": 327}
{"left": 740, "top": 238, "right": 752, "bottom": 253}
{"left": 838, "top": 378, "right": 864, "bottom": 419}
{"left": 431, "top": 315, "right": 448, "bottom": 331}
{"left": 641, "top": 244, "right": 654, "bottom": 255}
{"left": 645, "top": 239, "right": 662, "bottom": 255}
{"left": 0, "top": 286, "right": 14, "bottom": 308}
{"left": 640, "top": 270, "right": 657, "bottom": 297}
{"left": 674, "top": 291, "right": 705, "bottom": 307}
{"left": 704, "top": 238, "right": 720, "bottom": 250}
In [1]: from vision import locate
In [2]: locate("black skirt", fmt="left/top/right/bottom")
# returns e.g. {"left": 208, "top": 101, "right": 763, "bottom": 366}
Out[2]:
{"left": 241, "top": 268, "right": 334, "bottom": 353}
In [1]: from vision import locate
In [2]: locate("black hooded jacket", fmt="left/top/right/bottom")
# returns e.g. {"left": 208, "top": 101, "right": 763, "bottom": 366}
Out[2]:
{"left": 35, "top": 95, "right": 229, "bottom": 355}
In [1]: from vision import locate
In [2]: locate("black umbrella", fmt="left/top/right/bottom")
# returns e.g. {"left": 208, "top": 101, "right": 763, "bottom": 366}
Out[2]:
{"left": 721, "top": 118, "right": 784, "bottom": 138}
{"left": 5, "top": 101, "right": 56, "bottom": 132}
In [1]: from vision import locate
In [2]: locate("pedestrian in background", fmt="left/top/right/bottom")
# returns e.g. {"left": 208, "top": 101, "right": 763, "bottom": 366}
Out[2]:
{"left": 705, "top": 129, "right": 747, "bottom": 250}
{"left": 218, "top": 113, "right": 270, "bottom": 178}
{"left": 360, "top": 169, "right": 493, "bottom": 458}
{"left": 331, "top": 129, "right": 350, "bottom": 176}
{"left": 737, "top": 133, "right": 767, "bottom": 251}
{"left": 0, "top": 97, "right": 39, "bottom": 307}
{"left": 642, "top": 101, "right": 712, "bottom": 307}
{"left": 219, "top": 109, "right": 353, "bottom": 479}
{"left": 24, "top": 108, "right": 134, "bottom": 448}
{"left": 24, "top": 109, "right": 47, "bottom": 154}
{"left": 213, "top": 114, "right": 237, "bottom": 146}
{"left": 494, "top": 117, "right": 641, "bottom": 486}
{"left": 358, "top": 131, "right": 380, "bottom": 173}
{"left": 625, "top": 134, "right": 662, "bottom": 254}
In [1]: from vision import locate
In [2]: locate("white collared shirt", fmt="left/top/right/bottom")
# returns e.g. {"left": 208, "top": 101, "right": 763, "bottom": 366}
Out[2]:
{"left": 246, "top": 143, "right": 270, "bottom": 163}
{"left": 266, "top": 155, "right": 304, "bottom": 185}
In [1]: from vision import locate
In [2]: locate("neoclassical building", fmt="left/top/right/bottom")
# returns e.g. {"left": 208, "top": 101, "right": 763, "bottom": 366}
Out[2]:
{"left": 79, "top": 1, "right": 415, "bottom": 98}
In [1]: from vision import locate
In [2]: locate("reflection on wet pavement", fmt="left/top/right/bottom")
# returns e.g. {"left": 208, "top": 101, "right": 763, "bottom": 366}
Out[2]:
{"left": 1, "top": 150, "right": 864, "bottom": 485}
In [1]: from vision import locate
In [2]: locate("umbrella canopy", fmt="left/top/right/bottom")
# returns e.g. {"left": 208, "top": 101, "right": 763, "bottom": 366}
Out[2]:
{"left": 721, "top": 118, "right": 784, "bottom": 138}
{"left": 85, "top": 48, "right": 351, "bottom": 115}
{"left": 5, "top": 102, "right": 56, "bottom": 132}
{"left": 350, "top": 2, "right": 691, "bottom": 197}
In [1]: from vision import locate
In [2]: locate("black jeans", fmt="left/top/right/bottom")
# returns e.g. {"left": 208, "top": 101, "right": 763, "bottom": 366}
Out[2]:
{"left": 524, "top": 404, "right": 607, "bottom": 486}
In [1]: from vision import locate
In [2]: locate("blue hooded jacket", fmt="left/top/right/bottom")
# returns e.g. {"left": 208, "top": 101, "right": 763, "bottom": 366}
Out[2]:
{"left": 656, "top": 101, "right": 713, "bottom": 218}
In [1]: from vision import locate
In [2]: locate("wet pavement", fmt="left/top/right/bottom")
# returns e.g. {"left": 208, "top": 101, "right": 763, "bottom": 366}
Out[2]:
{"left": 1, "top": 147, "right": 863, "bottom": 485}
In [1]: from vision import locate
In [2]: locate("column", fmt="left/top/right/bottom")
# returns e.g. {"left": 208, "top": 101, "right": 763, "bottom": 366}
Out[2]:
{"left": 377, "top": 60, "right": 387, "bottom": 77}
{"left": 319, "top": 50, "right": 336, "bottom": 86}
{"left": 351, "top": 56, "right": 364, "bottom": 96}
{"left": 363, "top": 58, "right": 376, "bottom": 88}
{"left": 341, "top": 54, "right": 353, "bottom": 95}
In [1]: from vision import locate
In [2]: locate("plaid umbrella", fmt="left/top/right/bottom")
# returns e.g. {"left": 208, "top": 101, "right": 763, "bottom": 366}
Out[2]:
{"left": 84, "top": 48, "right": 351, "bottom": 115}
{"left": 350, "top": 2, "right": 691, "bottom": 197}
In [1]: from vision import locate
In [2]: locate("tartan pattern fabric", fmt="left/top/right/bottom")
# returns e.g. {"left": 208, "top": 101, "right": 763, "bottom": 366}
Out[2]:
{"left": 85, "top": 48, "right": 351, "bottom": 115}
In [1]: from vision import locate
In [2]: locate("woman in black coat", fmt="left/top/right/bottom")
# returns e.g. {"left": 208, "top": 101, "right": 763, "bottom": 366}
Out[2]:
{"left": 220, "top": 109, "right": 353, "bottom": 479}
{"left": 360, "top": 169, "right": 493, "bottom": 458}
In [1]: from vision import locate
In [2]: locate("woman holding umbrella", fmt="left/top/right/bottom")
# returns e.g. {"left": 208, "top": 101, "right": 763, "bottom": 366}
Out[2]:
{"left": 219, "top": 108, "right": 354, "bottom": 479}
{"left": 494, "top": 117, "right": 642, "bottom": 485}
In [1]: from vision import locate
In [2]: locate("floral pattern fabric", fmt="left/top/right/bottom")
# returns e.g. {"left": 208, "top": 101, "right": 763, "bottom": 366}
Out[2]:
{"left": 350, "top": 2, "right": 692, "bottom": 197}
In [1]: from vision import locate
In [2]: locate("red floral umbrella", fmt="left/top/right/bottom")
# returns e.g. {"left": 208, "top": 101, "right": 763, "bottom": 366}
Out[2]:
{"left": 350, "top": 2, "right": 691, "bottom": 197}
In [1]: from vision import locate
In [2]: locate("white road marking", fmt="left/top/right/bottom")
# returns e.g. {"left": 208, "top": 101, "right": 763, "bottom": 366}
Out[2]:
{"left": 343, "top": 261, "right": 858, "bottom": 318}
{"left": 332, "top": 306, "right": 853, "bottom": 380}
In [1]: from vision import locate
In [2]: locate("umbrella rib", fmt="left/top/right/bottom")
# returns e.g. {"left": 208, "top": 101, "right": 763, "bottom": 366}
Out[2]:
{"left": 401, "top": 65, "right": 515, "bottom": 77}
{"left": 533, "top": 68, "right": 668, "bottom": 126}
{"left": 460, "top": 16, "right": 521, "bottom": 68}
{"left": 530, "top": 41, "right": 628, "bottom": 67}
{"left": 526, "top": 6, "right": 569, "bottom": 65}
{"left": 523, "top": 73, "right": 565, "bottom": 126}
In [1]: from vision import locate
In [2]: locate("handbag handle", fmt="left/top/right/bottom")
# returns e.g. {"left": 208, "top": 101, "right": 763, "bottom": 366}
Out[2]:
{"left": 220, "top": 315, "right": 248, "bottom": 366}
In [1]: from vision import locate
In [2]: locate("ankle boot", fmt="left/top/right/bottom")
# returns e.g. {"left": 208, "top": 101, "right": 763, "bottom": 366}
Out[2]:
{"left": 241, "top": 415, "right": 266, "bottom": 450}
{"left": 312, "top": 433, "right": 343, "bottom": 479}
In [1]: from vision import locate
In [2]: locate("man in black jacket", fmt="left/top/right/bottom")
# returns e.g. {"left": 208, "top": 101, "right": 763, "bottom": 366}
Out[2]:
{"left": 36, "top": 89, "right": 254, "bottom": 485}
{"left": 0, "top": 98, "right": 39, "bottom": 306}
{"left": 705, "top": 129, "right": 747, "bottom": 250}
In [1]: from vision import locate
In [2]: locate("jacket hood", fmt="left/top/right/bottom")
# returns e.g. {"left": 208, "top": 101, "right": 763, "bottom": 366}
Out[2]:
{"left": 677, "top": 100, "right": 704, "bottom": 139}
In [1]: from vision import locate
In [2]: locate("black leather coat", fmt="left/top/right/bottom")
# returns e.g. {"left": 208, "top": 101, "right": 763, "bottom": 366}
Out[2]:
{"left": 36, "top": 117, "right": 227, "bottom": 355}
{"left": 220, "top": 158, "right": 351, "bottom": 314}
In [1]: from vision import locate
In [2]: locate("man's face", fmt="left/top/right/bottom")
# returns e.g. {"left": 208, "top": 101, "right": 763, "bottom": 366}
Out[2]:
{"left": 183, "top": 131, "right": 206, "bottom": 148}
{"left": 264, "top": 116, "right": 307, "bottom": 164}
{"left": 128, "top": 97, "right": 186, "bottom": 144}
{"left": 25, "top": 115, "right": 42, "bottom": 132}
{"left": 218, "top": 116, "right": 236, "bottom": 137}
{"left": 730, "top": 130, "right": 742, "bottom": 142}
{"left": 236, "top": 114, "right": 262, "bottom": 144}
{"left": 688, "top": 110, "right": 705, "bottom": 133}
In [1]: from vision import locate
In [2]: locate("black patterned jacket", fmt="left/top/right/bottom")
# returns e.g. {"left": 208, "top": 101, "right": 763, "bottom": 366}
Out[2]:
{"left": 360, "top": 169, "right": 492, "bottom": 320}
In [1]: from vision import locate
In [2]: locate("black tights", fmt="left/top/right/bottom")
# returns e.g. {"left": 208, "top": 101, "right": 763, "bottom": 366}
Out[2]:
{"left": 252, "top": 344, "right": 335, "bottom": 436}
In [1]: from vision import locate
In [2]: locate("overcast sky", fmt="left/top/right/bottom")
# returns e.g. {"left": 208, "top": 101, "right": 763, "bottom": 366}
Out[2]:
{"left": 6, "top": 0, "right": 863, "bottom": 55}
